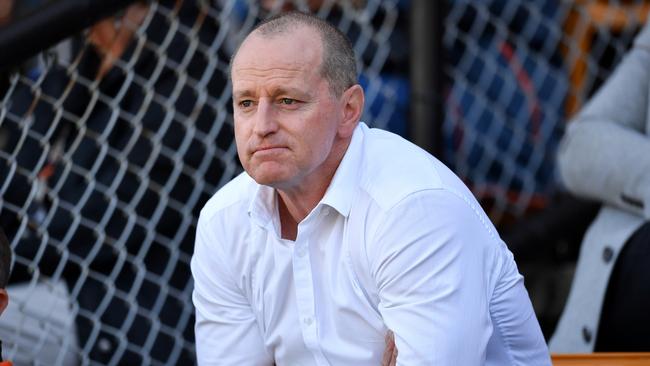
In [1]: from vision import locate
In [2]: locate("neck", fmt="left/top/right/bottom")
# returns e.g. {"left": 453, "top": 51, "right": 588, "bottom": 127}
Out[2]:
{"left": 276, "top": 137, "right": 350, "bottom": 240}
{"left": 276, "top": 170, "right": 332, "bottom": 241}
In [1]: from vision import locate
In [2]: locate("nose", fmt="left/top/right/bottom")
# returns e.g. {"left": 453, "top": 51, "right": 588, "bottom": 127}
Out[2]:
{"left": 252, "top": 98, "right": 278, "bottom": 137}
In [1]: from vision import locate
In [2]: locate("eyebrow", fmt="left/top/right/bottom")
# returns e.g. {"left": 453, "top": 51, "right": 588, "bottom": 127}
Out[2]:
{"left": 233, "top": 87, "right": 312, "bottom": 100}
{"left": 233, "top": 90, "right": 255, "bottom": 100}
{"left": 274, "top": 87, "right": 310, "bottom": 99}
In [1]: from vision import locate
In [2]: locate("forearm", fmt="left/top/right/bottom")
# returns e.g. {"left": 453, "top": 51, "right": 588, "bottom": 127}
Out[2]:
{"left": 371, "top": 190, "right": 493, "bottom": 364}
{"left": 556, "top": 27, "right": 650, "bottom": 218}
{"left": 193, "top": 291, "right": 273, "bottom": 365}
{"left": 558, "top": 120, "right": 650, "bottom": 218}
{"left": 192, "top": 214, "right": 273, "bottom": 365}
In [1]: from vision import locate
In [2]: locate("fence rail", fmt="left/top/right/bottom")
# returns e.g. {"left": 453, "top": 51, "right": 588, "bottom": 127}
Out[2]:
{"left": 0, "top": 0, "right": 137, "bottom": 72}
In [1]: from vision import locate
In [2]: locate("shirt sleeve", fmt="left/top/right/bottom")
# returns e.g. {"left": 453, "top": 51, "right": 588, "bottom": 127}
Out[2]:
{"left": 191, "top": 211, "right": 273, "bottom": 366}
{"left": 557, "top": 22, "right": 650, "bottom": 218}
{"left": 368, "top": 189, "right": 529, "bottom": 365}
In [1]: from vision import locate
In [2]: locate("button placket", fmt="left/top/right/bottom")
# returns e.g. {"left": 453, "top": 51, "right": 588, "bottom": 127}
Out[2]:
{"left": 292, "top": 227, "right": 329, "bottom": 365}
{"left": 296, "top": 244, "right": 307, "bottom": 258}
{"left": 292, "top": 239, "right": 318, "bottom": 349}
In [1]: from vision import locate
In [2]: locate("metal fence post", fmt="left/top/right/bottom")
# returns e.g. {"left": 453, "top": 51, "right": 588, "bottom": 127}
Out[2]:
{"left": 409, "top": 0, "right": 444, "bottom": 158}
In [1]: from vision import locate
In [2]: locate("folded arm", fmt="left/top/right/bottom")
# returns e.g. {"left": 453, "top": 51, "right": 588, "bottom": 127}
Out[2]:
{"left": 557, "top": 25, "right": 650, "bottom": 218}
{"left": 191, "top": 212, "right": 273, "bottom": 365}
{"left": 370, "top": 189, "right": 496, "bottom": 365}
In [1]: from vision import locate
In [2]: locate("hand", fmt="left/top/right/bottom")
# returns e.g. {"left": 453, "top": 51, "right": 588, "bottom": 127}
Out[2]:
{"left": 381, "top": 330, "right": 398, "bottom": 366}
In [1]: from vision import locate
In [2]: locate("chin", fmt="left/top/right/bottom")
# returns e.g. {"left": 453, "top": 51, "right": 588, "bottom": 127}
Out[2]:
{"left": 246, "top": 162, "right": 296, "bottom": 187}
{"left": 249, "top": 170, "right": 292, "bottom": 188}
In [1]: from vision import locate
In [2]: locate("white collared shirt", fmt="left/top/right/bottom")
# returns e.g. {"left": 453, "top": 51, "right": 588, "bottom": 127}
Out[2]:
{"left": 192, "top": 123, "right": 551, "bottom": 365}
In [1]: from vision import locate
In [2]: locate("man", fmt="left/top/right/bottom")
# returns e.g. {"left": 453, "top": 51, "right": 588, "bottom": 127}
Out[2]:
{"left": 191, "top": 11, "right": 550, "bottom": 365}
{"left": 0, "top": 228, "right": 13, "bottom": 365}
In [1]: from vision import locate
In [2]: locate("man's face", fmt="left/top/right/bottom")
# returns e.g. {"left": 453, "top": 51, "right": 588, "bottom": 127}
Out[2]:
{"left": 231, "top": 27, "right": 345, "bottom": 190}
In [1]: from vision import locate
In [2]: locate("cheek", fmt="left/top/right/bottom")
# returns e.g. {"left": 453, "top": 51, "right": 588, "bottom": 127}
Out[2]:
{"left": 302, "top": 122, "right": 336, "bottom": 160}
{"left": 313, "top": 113, "right": 339, "bottom": 144}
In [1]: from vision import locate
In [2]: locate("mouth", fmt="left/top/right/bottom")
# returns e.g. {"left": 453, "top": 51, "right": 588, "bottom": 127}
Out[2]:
{"left": 253, "top": 146, "right": 288, "bottom": 154}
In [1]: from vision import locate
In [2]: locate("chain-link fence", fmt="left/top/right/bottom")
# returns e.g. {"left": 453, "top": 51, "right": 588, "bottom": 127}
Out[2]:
{"left": 2, "top": 0, "right": 649, "bottom": 363}
{"left": 444, "top": 0, "right": 649, "bottom": 337}
{"left": 444, "top": 0, "right": 646, "bottom": 224}
{"left": 0, "top": 0, "right": 404, "bottom": 364}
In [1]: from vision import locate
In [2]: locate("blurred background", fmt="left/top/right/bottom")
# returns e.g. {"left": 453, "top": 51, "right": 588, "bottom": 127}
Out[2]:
{"left": 0, "top": 0, "right": 645, "bottom": 364}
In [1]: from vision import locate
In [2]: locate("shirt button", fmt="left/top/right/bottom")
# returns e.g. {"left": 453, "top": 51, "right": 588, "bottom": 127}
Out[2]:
{"left": 323, "top": 207, "right": 331, "bottom": 216}
{"left": 296, "top": 246, "right": 307, "bottom": 258}
{"left": 582, "top": 326, "right": 592, "bottom": 343}
{"left": 303, "top": 317, "right": 313, "bottom": 325}
{"left": 602, "top": 246, "right": 614, "bottom": 263}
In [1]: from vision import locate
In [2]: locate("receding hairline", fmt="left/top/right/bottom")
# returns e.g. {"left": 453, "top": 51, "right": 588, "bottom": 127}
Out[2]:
{"left": 231, "top": 22, "right": 323, "bottom": 68}
{"left": 229, "top": 12, "right": 358, "bottom": 95}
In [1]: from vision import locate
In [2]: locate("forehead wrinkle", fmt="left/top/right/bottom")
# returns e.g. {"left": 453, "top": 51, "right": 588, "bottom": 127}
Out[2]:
{"left": 233, "top": 81, "right": 316, "bottom": 100}
{"left": 233, "top": 69, "right": 302, "bottom": 81}
{"left": 233, "top": 73, "right": 306, "bottom": 89}
{"left": 233, "top": 67, "right": 321, "bottom": 98}
{"left": 234, "top": 67, "right": 305, "bottom": 78}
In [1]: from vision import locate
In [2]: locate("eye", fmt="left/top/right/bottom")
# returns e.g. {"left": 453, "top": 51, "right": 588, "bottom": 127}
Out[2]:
{"left": 280, "top": 98, "right": 296, "bottom": 105}
{"left": 239, "top": 100, "right": 253, "bottom": 108}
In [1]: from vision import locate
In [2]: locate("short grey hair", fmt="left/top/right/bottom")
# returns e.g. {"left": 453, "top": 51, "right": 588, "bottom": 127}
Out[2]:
{"left": 231, "top": 11, "right": 358, "bottom": 96}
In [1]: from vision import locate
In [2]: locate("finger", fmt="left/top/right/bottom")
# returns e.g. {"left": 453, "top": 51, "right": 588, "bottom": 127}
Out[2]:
{"left": 381, "top": 344, "right": 393, "bottom": 366}
{"left": 382, "top": 331, "right": 396, "bottom": 366}
{"left": 385, "top": 330, "right": 394, "bottom": 345}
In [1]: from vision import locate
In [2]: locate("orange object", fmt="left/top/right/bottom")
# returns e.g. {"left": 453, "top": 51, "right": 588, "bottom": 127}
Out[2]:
{"left": 562, "top": 1, "right": 650, "bottom": 117}
{"left": 552, "top": 352, "right": 650, "bottom": 366}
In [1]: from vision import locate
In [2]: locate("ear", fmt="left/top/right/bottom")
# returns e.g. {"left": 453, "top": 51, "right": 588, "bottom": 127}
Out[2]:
{"left": 338, "top": 84, "right": 364, "bottom": 139}
{"left": 0, "top": 288, "right": 7, "bottom": 315}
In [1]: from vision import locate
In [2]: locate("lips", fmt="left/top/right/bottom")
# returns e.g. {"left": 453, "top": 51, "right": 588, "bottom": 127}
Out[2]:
{"left": 252, "top": 145, "right": 288, "bottom": 155}
{"left": 256, "top": 145, "right": 285, "bottom": 151}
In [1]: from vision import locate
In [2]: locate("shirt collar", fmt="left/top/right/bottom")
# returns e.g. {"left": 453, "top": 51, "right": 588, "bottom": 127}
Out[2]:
{"left": 247, "top": 122, "right": 366, "bottom": 224}
{"left": 248, "top": 183, "right": 278, "bottom": 231}
{"left": 319, "top": 122, "right": 365, "bottom": 217}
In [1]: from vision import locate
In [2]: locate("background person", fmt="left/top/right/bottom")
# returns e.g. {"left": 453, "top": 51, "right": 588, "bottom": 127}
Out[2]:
{"left": 550, "top": 20, "right": 650, "bottom": 352}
